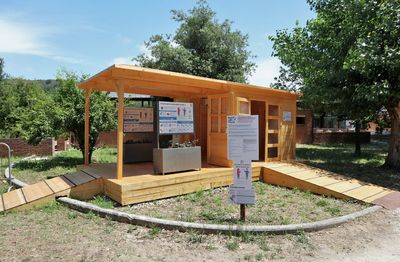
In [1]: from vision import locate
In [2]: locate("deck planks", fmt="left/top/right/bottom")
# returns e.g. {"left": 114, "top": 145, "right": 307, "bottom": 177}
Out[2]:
{"left": 22, "top": 181, "right": 53, "bottom": 202}
{"left": 263, "top": 162, "right": 397, "bottom": 205}
{"left": 2, "top": 189, "right": 26, "bottom": 210}
{"left": 3, "top": 161, "right": 399, "bottom": 211}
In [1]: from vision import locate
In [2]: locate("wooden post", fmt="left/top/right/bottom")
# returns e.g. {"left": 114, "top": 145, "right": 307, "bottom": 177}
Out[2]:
{"left": 84, "top": 88, "right": 91, "bottom": 165}
{"left": 117, "top": 81, "right": 124, "bottom": 180}
{"left": 240, "top": 204, "right": 246, "bottom": 221}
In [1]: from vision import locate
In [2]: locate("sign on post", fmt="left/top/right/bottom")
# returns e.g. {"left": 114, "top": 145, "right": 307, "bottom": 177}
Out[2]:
{"left": 227, "top": 115, "right": 259, "bottom": 208}
{"left": 158, "top": 102, "right": 194, "bottom": 134}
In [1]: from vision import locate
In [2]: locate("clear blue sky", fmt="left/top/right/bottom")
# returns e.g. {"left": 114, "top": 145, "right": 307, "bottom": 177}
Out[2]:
{"left": 0, "top": 0, "right": 315, "bottom": 86}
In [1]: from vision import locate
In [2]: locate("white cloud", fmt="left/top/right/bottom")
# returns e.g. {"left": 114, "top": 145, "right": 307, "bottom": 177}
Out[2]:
{"left": 111, "top": 57, "right": 133, "bottom": 65}
{"left": 0, "top": 18, "right": 49, "bottom": 55}
{"left": 248, "top": 57, "right": 282, "bottom": 87}
{"left": 0, "top": 17, "right": 81, "bottom": 64}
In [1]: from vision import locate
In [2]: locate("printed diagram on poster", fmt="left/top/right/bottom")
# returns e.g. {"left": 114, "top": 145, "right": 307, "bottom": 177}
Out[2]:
{"left": 283, "top": 111, "right": 292, "bottom": 122}
{"left": 229, "top": 159, "right": 256, "bottom": 204}
{"left": 123, "top": 107, "right": 154, "bottom": 132}
{"left": 158, "top": 102, "right": 194, "bottom": 134}
{"left": 227, "top": 115, "right": 259, "bottom": 161}
{"left": 227, "top": 115, "right": 259, "bottom": 205}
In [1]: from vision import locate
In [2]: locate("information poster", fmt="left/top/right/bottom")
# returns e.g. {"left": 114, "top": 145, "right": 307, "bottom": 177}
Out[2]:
{"left": 227, "top": 115, "right": 259, "bottom": 161}
{"left": 123, "top": 107, "right": 154, "bottom": 133}
{"left": 229, "top": 159, "right": 256, "bottom": 204}
{"left": 158, "top": 102, "right": 194, "bottom": 134}
{"left": 227, "top": 115, "right": 259, "bottom": 205}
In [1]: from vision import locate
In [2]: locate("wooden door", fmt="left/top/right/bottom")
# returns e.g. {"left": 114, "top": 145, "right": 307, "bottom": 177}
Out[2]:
{"left": 251, "top": 100, "right": 266, "bottom": 161}
{"left": 207, "top": 94, "right": 230, "bottom": 167}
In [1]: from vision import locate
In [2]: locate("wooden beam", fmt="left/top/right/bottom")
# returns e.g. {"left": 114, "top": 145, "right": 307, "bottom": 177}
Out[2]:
{"left": 117, "top": 80, "right": 124, "bottom": 180}
{"left": 84, "top": 89, "right": 91, "bottom": 165}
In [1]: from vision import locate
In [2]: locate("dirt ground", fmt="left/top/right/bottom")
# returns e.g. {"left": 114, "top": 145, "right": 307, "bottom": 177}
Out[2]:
{"left": 0, "top": 203, "right": 399, "bottom": 261}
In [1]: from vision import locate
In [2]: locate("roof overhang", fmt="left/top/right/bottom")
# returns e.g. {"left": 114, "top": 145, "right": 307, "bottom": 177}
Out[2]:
{"left": 79, "top": 64, "right": 299, "bottom": 99}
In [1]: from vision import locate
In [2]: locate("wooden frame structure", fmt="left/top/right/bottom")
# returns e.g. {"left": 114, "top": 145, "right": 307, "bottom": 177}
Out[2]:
{"left": 79, "top": 65, "right": 298, "bottom": 180}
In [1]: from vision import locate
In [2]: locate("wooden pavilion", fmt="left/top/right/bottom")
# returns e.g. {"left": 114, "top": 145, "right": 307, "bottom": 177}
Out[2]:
{"left": 78, "top": 64, "right": 298, "bottom": 205}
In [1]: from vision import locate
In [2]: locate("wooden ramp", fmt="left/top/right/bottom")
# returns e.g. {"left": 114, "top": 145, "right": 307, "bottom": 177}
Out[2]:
{"left": 0, "top": 172, "right": 102, "bottom": 212}
{"left": 262, "top": 162, "right": 398, "bottom": 208}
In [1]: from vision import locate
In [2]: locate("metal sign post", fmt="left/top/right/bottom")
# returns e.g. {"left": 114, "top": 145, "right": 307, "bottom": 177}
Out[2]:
{"left": 227, "top": 115, "right": 259, "bottom": 222}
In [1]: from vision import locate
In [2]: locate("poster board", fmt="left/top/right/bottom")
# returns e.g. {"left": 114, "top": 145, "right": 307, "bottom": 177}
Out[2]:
{"left": 227, "top": 115, "right": 259, "bottom": 161}
{"left": 227, "top": 115, "right": 259, "bottom": 205}
{"left": 123, "top": 107, "right": 154, "bottom": 133}
{"left": 158, "top": 102, "right": 194, "bottom": 134}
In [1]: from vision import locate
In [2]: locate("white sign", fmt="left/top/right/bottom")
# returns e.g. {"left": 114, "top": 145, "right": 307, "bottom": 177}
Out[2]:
{"left": 227, "top": 115, "right": 259, "bottom": 161}
{"left": 124, "top": 107, "right": 154, "bottom": 133}
{"left": 283, "top": 111, "right": 292, "bottom": 122}
{"left": 158, "top": 102, "right": 194, "bottom": 134}
{"left": 229, "top": 187, "right": 256, "bottom": 205}
{"left": 229, "top": 160, "right": 255, "bottom": 204}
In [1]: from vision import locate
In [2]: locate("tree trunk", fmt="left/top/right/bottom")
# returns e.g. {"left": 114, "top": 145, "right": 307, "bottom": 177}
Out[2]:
{"left": 354, "top": 120, "right": 361, "bottom": 156}
{"left": 319, "top": 113, "right": 325, "bottom": 128}
{"left": 385, "top": 101, "right": 400, "bottom": 169}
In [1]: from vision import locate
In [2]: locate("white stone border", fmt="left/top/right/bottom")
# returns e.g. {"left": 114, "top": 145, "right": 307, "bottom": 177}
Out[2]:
{"left": 57, "top": 197, "right": 382, "bottom": 235}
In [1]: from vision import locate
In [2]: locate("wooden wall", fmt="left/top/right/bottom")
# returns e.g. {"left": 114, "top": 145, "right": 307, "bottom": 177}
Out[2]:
{"left": 182, "top": 89, "right": 297, "bottom": 167}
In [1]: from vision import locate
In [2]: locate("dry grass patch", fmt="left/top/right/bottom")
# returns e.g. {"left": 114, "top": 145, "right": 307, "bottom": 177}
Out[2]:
{"left": 119, "top": 182, "right": 367, "bottom": 225}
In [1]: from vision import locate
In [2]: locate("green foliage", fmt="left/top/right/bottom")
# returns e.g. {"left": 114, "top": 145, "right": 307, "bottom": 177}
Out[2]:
{"left": 226, "top": 238, "right": 239, "bottom": 250}
{"left": 270, "top": 0, "right": 400, "bottom": 161}
{"left": 135, "top": 0, "right": 255, "bottom": 83}
{"left": 0, "top": 78, "right": 58, "bottom": 142}
{"left": 89, "top": 195, "right": 114, "bottom": 209}
{"left": 54, "top": 69, "right": 117, "bottom": 162}
{"left": 0, "top": 57, "right": 5, "bottom": 81}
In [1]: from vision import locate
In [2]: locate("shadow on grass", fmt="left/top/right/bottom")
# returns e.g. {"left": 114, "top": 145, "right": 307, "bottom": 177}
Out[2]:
{"left": 296, "top": 142, "right": 400, "bottom": 191}
{"left": 14, "top": 155, "right": 83, "bottom": 172}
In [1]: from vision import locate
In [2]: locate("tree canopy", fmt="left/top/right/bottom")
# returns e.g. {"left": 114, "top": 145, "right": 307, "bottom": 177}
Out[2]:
{"left": 54, "top": 70, "right": 116, "bottom": 162}
{"left": 0, "top": 58, "right": 5, "bottom": 82}
{"left": 270, "top": 0, "right": 400, "bottom": 166}
{"left": 135, "top": 0, "right": 255, "bottom": 83}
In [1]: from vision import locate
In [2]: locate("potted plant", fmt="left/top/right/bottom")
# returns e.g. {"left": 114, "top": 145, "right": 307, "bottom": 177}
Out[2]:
{"left": 153, "top": 140, "right": 201, "bottom": 175}
{"left": 124, "top": 139, "right": 153, "bottom": 163}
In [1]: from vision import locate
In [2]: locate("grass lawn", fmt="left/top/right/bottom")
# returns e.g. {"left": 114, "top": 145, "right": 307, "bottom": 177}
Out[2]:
{"left": 8, "top": 147, "right": 116, "bottom": 184}
{"left": 296, "top": 139, "right": 400, "bottom": 191}
{"left": 117, "top": 182, "right": 366, "bottom": 225}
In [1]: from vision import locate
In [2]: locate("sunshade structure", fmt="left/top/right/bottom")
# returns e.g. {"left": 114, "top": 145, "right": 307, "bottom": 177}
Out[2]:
{"left": 79, "top": 64, "right": 298, "bottom": 180}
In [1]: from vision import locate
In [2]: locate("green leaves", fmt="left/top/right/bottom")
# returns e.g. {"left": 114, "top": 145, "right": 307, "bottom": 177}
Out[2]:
{"left": 134, "top": 0, "right": 255, "bottom": 83}
{"left": 54, "top": 69, "right": 117, "bottom": 162}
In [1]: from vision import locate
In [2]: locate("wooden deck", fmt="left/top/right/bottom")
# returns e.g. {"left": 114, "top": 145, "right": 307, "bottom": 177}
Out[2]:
{"left": 1, "top": 161, "right": 399, "bottom": 212}
{"left": 79, "top": 162, "right": 263, "bottom": 205}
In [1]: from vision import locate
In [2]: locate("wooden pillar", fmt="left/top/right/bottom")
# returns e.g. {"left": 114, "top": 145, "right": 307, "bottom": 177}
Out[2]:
{"left": 117, "top": 81, "right": 125, "bottom": 180}
{"left": 84, "top": 88, "right": 91, "bottom": 165}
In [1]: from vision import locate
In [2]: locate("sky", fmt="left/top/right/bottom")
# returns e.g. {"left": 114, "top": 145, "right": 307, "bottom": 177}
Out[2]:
{"left": 0, "top": 0, "right": 315, "bottom": 86}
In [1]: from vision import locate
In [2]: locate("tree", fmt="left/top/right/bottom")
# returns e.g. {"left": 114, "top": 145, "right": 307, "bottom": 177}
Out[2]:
{"left": 54, "top": 70, "right": 116, "bottom": 162}
{"left": 135, "top": 0, "right": 255, "bottom": 83}
{"left": 0, "top": 58, "right": 5, "bottom": 82}
{"left": 0, "top": 78, "right": 56, "bottom": 141}
{"left": 269, "top": 0, "right": 390, "bottom": 157}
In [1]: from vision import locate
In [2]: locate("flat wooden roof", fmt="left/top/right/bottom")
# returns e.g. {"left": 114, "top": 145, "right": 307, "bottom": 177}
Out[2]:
{"left": 79, "top": 64, "right": 298, "bottom": 99}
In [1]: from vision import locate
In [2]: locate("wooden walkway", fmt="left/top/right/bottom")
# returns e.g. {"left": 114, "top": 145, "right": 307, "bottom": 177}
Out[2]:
{"left": 1, "top": 161, "right": 399, "bottom": 212}
{"left": 262, "top": 162, "right": 399, "bottom": 208}
{"left": 0, "top": 172, "right": 102, "bottom": 212}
